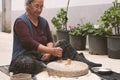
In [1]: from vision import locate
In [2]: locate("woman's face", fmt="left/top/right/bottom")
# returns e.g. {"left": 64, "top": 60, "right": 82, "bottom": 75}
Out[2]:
{"left": 27, "top": 0, "right": 44, "bottom": 17}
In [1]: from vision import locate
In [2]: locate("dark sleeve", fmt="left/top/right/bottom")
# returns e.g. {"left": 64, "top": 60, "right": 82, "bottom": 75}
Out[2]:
{"left": 45, "top": 21, "right": 53, "bottom": 43}
{"left": 14, "top": 18, "right": 39, "bottom": 50}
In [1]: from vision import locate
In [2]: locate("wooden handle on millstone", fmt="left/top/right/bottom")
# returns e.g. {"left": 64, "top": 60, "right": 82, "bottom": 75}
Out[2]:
{"left": 65, "top": 59, "right": 71, "bottom": 65}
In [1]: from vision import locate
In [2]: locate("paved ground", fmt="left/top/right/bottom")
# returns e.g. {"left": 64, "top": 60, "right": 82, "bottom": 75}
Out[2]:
{"left": 0, "top": 32, "right": 12, "bottom": 66}
{"left": 0, "top": 32, "right": 120, "bottom": 80}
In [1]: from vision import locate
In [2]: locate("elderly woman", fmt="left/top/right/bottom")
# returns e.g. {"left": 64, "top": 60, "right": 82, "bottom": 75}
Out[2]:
{"left": 9, "top": 0, "right": 62, "bottom": 76}
{"left": 9, "top": 0, "right": 102, "bottom": 79}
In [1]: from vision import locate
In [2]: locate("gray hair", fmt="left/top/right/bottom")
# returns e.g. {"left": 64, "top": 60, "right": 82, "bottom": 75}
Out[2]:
{"left": 25, "top": 0, "right": 34, "bottom": 4}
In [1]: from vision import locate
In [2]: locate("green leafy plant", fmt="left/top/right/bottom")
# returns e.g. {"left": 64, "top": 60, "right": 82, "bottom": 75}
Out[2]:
{"left": 51, "top": 8, "right": 68, "bottom": 31}
{"left": 85, "top": 19, "right": 112, "bottom": 36}
{"left": 69, "top": 22, "right": 93, "bottom": 36}
{"left": 88, "top": 23, "right": 112, "bottom": 36}
{"left": 69, "top": 20, "right": 111, "bottom": 36}
{"left": 98, "top": 0, "right": 120, "bottom": 35}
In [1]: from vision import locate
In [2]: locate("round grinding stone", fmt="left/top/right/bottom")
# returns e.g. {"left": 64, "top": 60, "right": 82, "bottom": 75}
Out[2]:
{"left": 47, "top": 60, "right": 89, "bottom": 77}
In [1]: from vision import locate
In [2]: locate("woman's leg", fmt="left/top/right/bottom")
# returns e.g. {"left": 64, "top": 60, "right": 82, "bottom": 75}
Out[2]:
{"left": 9, "top": 51, "right": 46, "bottom": 76}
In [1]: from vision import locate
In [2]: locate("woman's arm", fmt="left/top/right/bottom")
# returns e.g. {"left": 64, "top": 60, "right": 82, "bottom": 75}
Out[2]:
{"left": 40, "top": 42, "right": 53, "bottom": 61}
{"left": 37, "top": 43, "right": 62, "bottom": 57}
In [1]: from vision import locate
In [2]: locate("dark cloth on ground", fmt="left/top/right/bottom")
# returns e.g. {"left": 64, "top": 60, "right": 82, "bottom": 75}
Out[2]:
{"left": 55, "top": 39, "right": 102, "bottom": 68}
{"left": 90, "top": 69, "right": 120, "bottom": 80}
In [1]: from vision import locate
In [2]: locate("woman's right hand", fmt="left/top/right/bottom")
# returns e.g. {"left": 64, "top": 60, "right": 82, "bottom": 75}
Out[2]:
{"left": 52, "top": 47, "right": 63, "bottom": 57}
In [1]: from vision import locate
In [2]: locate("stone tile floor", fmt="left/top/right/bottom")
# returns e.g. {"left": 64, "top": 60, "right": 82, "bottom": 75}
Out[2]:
{"left": 0, "top": 32, "right": 120, "bottom": 80}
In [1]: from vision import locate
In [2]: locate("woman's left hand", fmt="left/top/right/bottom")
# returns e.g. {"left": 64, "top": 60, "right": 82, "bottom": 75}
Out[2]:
{"left": 41, "top": 53, "right": 51, "bottom": 61}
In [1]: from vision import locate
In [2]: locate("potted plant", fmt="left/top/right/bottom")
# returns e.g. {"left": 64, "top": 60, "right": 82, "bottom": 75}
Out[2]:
{"left": 69, "top": 22, "right": 93, "bottom": 50}
{"left": 87, "top": 22, "right": 112, "bottom": 55}
{"left": 51, "top": 8, "right": 69, "bottom": 42}
{"left": 98, "top": 0, "right": 120, "bottom": 58}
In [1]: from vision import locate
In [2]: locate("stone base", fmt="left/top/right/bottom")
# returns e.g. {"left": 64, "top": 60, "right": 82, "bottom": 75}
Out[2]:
{"left": 10, "top": 73, "right": 31, "bottom": 80}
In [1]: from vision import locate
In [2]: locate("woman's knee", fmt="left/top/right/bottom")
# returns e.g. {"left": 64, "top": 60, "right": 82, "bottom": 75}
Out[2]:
{"left": 9, "top": 55, "right": 35, "bottom": 74}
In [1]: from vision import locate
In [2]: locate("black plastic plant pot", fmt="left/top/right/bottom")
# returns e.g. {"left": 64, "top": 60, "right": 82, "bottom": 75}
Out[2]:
{"left": 107, "top": 35, "right": 120, "bottom": 59}
{"left": 56, "top": 31, "right": 69, "bottom": 42}
{"left": 88, "top": 34, "right": 107, "bottom": 55}
{"left": 69, "top": 34, "right": 86, "bottom": 50}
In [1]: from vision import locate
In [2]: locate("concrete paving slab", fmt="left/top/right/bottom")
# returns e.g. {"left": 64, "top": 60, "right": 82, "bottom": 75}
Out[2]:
{"left": 0, "top": 32, "right": 12, "bottom": 66}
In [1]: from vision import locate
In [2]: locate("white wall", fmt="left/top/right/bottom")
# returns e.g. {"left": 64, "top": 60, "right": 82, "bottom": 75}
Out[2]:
{"left": 0, "top": 0, "right": 118, "bottom": 11}
{"left": 10, "top": 0, "right": 120, "bottom": 10}
{"left": 44, "top": 4, "right": 112, "bottom": 33}
{"left": 0, "top": 0, "right": 112, "bottom": 33}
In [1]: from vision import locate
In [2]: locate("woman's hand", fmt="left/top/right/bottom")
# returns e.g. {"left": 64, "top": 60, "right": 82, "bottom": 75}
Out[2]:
{"left": 52, "top": 47, "right": 63, "bottom": 57}
{"left": 41, "top": 53, "right": 51, "bottom": 61}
